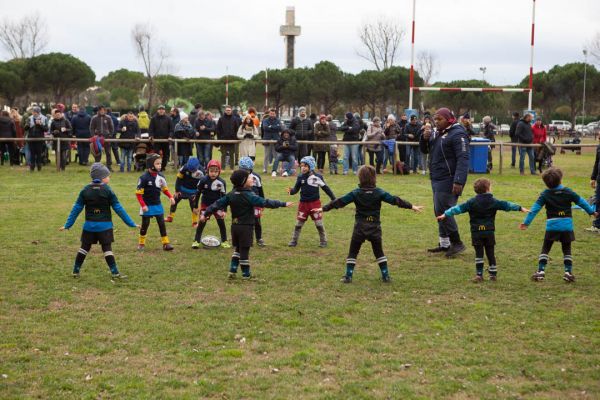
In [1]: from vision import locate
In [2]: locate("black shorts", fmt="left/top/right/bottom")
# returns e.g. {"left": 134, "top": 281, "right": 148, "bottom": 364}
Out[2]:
{"left": 472, "top": 233, "right": 496, "bottom": 247}
{"left": 544, "top": 230, "right": 575, "bottom": 243}
{"left": 81, "top": 229, "right": 114, "bottom": 245}
{"left": 231, "top": 224, "right": 254, "bottom": 248}
{"left": 351, "top": 220, "right": 382, "bottom": 243}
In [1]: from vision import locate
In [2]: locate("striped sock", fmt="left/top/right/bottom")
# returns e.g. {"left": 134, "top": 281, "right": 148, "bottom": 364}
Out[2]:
{"left": 564, "top": 255, "right": 573, "bottom": 273}
{"left": 104, "top": 251, "right": 119, "bottom": 275}
{"left": 230, "top": 252, "right": 240, "bottom": 273}
{"left": 376, "top": 256, "right": 388, "bottom": 278}
{"left": 345, "top": 258, "right": 356, "bottom": 278}
{"left": 73, "top": 247, "right": 88, "bottom": 274}
{"left": 488, "top": 264, "right": 497, "bottom": 276}
{"left": 240, "top": 260, "right": 250, "bottom": 277}
{"left": 538, "top": 254, "right": 548, "bottom": 272}
{"left": 475, "top": 257, "right": 485, "bottom": 276}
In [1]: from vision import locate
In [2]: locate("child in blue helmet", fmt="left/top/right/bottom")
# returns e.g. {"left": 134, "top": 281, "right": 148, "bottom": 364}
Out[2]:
{"left": 166, "top": 157, "right": 204, "bottom": 226}
{"left": 287, "top": 156, "right": 336, "bottom": 247}
{"left": 239, "top": 157, "right": 267, "bottom": 246}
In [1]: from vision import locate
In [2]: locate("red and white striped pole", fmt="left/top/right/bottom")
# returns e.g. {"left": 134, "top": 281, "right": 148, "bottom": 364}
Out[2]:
{"left": 528, "top": 0, "right": 536, "bottom": 110}
{"left": 408, "top": 0, "right": 416, "bottom": 110}
{"left": 265, "top": 68, "right": 269, "bottom": 108}
{"left": 225, "top": 66, "right": 229, "bottom": 106}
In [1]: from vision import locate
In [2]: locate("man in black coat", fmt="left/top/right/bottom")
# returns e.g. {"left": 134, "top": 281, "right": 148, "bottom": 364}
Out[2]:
{"left": 216, "top": 105, "right": 240, "bottom": 170}
{"left": 515, "top": 113, "right": 536, "bottom": 175}
{"left": 149, "top": 105, "right": 174, "bottom": 171}
{"left": 420, "top": 107, "right": 470, "bottom": 257}
{"left": 508, "top": 112, "right": 520, "bottom": 168}
{"left": 290, "top": 106, "right": 313, "bottom": 160}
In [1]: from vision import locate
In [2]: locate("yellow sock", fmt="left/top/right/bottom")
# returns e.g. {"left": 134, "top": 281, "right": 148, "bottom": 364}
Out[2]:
{"left": 169, "top": 212, "right": 175, "bottom": 218}
{"left": 161, "top": 236, "right": 170, "bottom": 245}
{"left": 191, "top": 213, "right": 199, "bottom": 224}
{"left": 138, "top": 235, "right": 147, "bottom": 245}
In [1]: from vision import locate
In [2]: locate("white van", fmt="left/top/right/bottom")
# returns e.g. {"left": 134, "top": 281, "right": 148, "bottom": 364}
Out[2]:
{"left": 549, "top": 120, "right": 572, "bottom": 131}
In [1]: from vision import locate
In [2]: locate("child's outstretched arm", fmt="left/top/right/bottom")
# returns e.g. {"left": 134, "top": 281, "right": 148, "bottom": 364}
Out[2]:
{"left": 199, "top": 196, "right": 231, "bottom": 222}
{"left": 109, "top": 190, "right": 139, "bottom": 228}
{"left": 379, "top": 189, "right": 423, "bottom": 213}
{"left": 573, "top": 192, "right": 597, "bottom": 216}
{"left": 60, "top": 191, "right": 85, "bottom": 230}
{"left": 437, "top": 201, "right": 470, "bottom": 221}
{"left": 314, "top": 191, "right": 356, "bottom": 213}
{"left": 494, "top": 199, "right": 529, "bottom": 213}
{"left": 287, "top": 176, "right": 302, "bottom": 195}
{"left": 321, "top": 183, "right": 336, "bottom": 201}
{"left": 520, "top": 194, "right": 545, "bottom": 229}
{"left": 247, "top": 192, "right": 293, "bottom": 209}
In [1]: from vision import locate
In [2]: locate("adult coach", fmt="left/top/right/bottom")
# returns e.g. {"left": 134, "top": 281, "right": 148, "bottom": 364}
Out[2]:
{"left": 420, "top": 108, "right": 470, "bottom": 257}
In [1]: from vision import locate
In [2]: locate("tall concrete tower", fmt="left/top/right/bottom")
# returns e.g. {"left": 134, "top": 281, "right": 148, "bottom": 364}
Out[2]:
{"left": 279, "top": 6, "right": 301, "bottom": 69}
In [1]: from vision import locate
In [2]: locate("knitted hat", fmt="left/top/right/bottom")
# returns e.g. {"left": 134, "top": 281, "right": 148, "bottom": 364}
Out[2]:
{"left": 90, "top": 162, "right": 110, "bottom": 181}
{"left": 230, "top": 169, "right": 250, "bottom": 187}
{"left": 387, "top": 114, "right": 396, "bottom": 121}
{"left": 146, "top": 153, "right": 161, "bottom": 169}
{"left": 157, "top": 104, "right": 165, "bottom": 110}
{"left": 434, "top": 108, "right": 456, "bottom": 124}
{"left": 462, "top": 112, "right": 471, "bottom": 119}
{"left": 186, "top": 157, "right": 200, "bottom": 172}
{"left": 300, "top": 156, "right": 316, "bottom": 171}
{"left": 238, "top": 156, "right": 254, "bottom": 171}
{"left": 298, "top": 106, "right": 307, "bottom": 113}
{"left": 345, "top": 112, "right": 353, "bottom": 120}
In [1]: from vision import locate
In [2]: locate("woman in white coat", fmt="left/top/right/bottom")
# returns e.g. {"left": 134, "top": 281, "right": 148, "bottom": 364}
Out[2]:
{"left": 237, "top": 114, "right": 260, "bottom": 160}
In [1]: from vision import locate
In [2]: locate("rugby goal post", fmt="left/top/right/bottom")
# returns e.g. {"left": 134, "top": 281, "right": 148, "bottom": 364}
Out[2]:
{"left": 408, "top": 0, "right": 536, "bottom": 111}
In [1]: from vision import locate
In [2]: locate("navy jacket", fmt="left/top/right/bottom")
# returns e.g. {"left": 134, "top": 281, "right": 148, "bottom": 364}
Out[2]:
{"left": 419, "top": 123, "right": 469, "bottom": 193}
{"left": 340, "top": 117, "right": 361, "bottom": 142}
{"left": 515, "top": 119, "right": 533, "bottom": 144}
{"left": 289, "top": 172, "right": 335, "bottom": 202}
{"left": 71, "top": 110, "right": 91, "bottom": 138}
{"left": 262, "top": 117, "right": 282, "bottom": 141}
{"left": 275, "top": 133, "right": 297, "bottom": 157}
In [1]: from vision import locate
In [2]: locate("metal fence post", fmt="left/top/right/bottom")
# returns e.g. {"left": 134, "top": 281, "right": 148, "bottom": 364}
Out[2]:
{"left": 55, "top": 138, "right": 61, "bottom": 172}
{"left": 499, "top": 143, "right": 503, "bottom": 175}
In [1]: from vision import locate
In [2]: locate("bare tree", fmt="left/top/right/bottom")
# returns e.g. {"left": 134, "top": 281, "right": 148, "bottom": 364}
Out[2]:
{"left": 131, "top": 23, "right": 169, "bottom": 110}
{"left": 589, "top": 31, "right": 600, "bottom": 65}
{"left": 356, "top": 17, "right": 405, "bottom": 71}
{"left": 416, "top": 50, "right": 440, "bottom": 86}
{"left": 0, "top": 12, "right": 48, "bottom": 59}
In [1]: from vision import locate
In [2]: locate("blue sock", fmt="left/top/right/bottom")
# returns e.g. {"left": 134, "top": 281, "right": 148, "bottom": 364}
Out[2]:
{"left": 73, "top": 263, "right": 82, "bottom": 274}
{"left": 241, "top": 263, "right": 250, "bottom": 277}
{"left": 564, "top": 255, "right": 573, "bottom": 273}
{"left": 475, "top": 257, "right": 484, "bottom": 276}
{"left": 230, "top": 252, "right": 240, "bottom": 273}
{"left": 377, "top": 257, "right": 389, "bottom": 278}
{"left": 345, "top": 259, "right": 355, "bottom": 278}
{"left": 538, "top": 254, "right": 548, "bottom": 272}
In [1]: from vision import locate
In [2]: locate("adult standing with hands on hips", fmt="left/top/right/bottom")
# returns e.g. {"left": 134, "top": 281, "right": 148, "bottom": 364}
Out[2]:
{"left": 420, "top": 108, "right": 470, "bottom": 257}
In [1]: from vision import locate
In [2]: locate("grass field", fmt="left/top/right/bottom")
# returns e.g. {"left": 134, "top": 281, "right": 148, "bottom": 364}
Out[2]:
{"left": 1, "top": 145, "right": 599, "bottom": 399}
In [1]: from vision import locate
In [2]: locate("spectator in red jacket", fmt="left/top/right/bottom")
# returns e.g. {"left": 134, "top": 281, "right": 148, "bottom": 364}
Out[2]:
{"left": 532, "top": 117, "right": 547, "bottom": 173}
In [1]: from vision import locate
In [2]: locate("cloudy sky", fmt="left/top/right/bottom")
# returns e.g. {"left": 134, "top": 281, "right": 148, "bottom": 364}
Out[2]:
{"left": 1, "top": 0, "right": 598, "bottom": 85}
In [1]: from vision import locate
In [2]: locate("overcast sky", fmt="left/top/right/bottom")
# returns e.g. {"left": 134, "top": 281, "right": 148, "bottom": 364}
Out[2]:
{"left": 1, "top": 0, "right": 598, "bottom": 85}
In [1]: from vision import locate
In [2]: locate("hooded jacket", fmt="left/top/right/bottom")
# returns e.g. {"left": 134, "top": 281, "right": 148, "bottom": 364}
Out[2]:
{"left": 275, "top": 131, "right": 297, "bottom": 157}
{"left": 515, "top": 119, "right": 533, "bottom": 144}
{"left": 137, "top": 111, "right": 150, "bottom": 130}
{"left": 71, "top": 110, "right": 91, "bottom": 138}
{"left": 340, "top": 116, "right": 361, "bottom": 142}
{"left": 216, "top": 114, "right": 240, "bottom": 140}
{"left": 419, "top": 122, "right": 470, "bottom": 193}
{"left": 149, "top": 113, "right": 174, "bottom": 139}
{"left": 0, "top": 116, "right": 17, "bottom": 138}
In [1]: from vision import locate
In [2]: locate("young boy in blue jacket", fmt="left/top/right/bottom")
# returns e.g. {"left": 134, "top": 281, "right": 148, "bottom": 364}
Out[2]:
{"left": 438, "top": 178, "right": 528, "bottom": 282}
{"left": 166, "top": 157, "right": 204, "bottom": 226}
{"left": 239, "top": 157, "right": 267, "bottom": 246}
{"left": 520, "top": 168, "right": 598, "bottom": 282}
{"left": 200, "top": 169, "right": 293, "bottom": 279}
{"left": 287, "top": 156, "right": 336, "bottom": 248}
{"left": 60, "top": 163, "right": 138, "bottom": 280}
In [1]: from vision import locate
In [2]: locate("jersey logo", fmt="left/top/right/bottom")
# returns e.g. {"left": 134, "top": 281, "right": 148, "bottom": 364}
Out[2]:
{"left": 93, "top": 208, "right": 101, "bottom": 214}
{"left": 478, "top": 225, "right": 486, "bottom": 231}
{"left": 558, "top": 211, "right": 566, "bottom": 216}
{"left": 366, "top": 216, "right": 375, "bottom": 222}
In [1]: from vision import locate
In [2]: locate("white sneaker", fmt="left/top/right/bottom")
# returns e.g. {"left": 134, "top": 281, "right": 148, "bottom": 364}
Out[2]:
{"left": 282, "top": 171, "right": 289, "bottom": 177}
{"left": 271, "top": 171, "right": 277, "bottom": 177}
{"left": 585, "top": 226, "right": 600, "bottom": 233}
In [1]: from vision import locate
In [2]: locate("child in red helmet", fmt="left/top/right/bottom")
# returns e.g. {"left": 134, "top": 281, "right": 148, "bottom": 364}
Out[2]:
{"left": 192, "top": 159, "right": 230, "bottom": 248}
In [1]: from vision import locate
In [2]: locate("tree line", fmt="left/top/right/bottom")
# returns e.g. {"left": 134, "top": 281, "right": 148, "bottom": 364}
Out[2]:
{"left": 0, "top": 53, "right": 598, "bottom": 124}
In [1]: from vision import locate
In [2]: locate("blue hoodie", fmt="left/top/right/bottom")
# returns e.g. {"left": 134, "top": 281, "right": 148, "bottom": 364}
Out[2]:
{"left": 71, "top": 110, "right": 91, "bottom": 138}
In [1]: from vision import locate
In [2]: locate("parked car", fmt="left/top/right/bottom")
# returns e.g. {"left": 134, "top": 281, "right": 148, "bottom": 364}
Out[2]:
{"left": 575, "top": 124, "right": 593, "bottom": 136}
{"left": 331, "top": 119, "right": 341, "bottom": 130}
{"left": 500, "top": 124, "right": 510, "bottom": 134}
{"left": 549, "top": 120, "right": 572, "bottom": 131}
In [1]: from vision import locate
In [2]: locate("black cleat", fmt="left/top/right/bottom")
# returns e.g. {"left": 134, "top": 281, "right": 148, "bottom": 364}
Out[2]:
{"left": 445, "top": 242, "right": 466, "bottom": 258}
